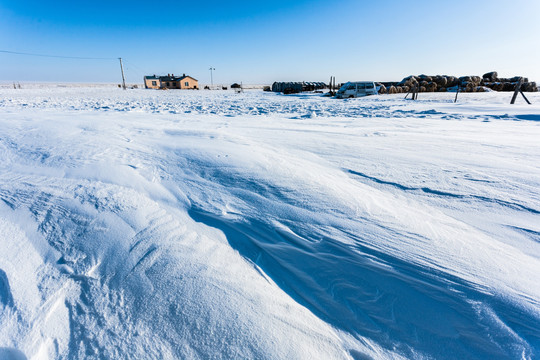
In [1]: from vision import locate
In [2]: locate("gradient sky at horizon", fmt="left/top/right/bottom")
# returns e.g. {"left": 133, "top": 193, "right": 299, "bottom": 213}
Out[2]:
{"left": 1, "top": 0, "right": 539, "bottom": 84}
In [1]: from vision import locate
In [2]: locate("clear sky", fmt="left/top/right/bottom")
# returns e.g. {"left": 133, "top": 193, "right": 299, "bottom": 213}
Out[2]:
{"left": 1, "top": 0, "right": 539, "bottom": 84}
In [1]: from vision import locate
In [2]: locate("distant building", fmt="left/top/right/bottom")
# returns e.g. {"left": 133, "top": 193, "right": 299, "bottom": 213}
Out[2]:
{"left": 144, "top": 74, "right": 199, "bottom": 90}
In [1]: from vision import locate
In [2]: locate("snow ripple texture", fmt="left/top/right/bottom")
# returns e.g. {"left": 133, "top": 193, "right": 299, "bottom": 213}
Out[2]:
{"left": 0, "top": 86, "right": 539, "bottom": 360}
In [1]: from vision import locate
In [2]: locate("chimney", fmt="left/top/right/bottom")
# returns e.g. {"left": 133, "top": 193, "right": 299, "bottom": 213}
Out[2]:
{"left": 183, "top": 73, "right": 185, "bottom": 77}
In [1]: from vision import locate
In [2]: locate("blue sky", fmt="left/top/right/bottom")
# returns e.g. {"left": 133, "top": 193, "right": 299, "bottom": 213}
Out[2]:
{"left": 1, "top": 0, "right": 539, "bottom": 84}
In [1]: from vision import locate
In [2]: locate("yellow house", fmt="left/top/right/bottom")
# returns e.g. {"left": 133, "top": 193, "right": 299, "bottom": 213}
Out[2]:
{"left": 144, "top": 74, "right": 199, "bottom": 90}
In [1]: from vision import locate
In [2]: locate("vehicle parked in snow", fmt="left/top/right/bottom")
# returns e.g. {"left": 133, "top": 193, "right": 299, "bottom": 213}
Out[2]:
{"left": 336, "top": 81, "right": 377, "bottom": 98}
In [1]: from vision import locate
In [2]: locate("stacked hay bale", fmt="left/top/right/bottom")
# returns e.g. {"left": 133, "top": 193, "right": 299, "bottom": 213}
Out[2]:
{"left": 482, "top": 72, "right": 538, "bottom": 92}
{"left": 383, "top": 72, "right": 537, "bottom": 93}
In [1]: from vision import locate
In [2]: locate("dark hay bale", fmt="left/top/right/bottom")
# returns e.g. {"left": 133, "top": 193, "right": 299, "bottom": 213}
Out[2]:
{"left": 459, "top": 76, "right": 472, "bottom": 85}
{"left": 446, "top": 76, "right": 458, "bottom": 87}
{"left": 418, "top": 74, "right": 433, "bottom": 82}
{"left": 502, "top": 82, "right": 515, "bottom": 91}
{"left": 434, "top": 76, "right": 447, "bottom": 87}
{"left": 466, "top": 82, "right": 476, "bottom": 92}
{"left": 522, "top": 82, "right": 538, "bottom": 92}
{"left": 493, "top": 83, "right": 504, "bottom": 91}
{"left": 482, "top": 71, "right": 498, "bottom": 82}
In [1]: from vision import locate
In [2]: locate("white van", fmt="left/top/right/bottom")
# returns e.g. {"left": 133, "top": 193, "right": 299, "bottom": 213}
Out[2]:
{"left": 336, "top": 81, "right": 377, "bottom": 98}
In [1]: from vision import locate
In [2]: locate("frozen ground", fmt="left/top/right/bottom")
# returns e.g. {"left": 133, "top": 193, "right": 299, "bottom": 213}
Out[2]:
{"left": 0, "top": 87, "right": 539, "bottom": 359}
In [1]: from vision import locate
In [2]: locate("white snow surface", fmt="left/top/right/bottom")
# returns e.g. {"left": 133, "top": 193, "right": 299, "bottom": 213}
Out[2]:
{"left": 0, "top": 87, "right": 539, "bottom": 360}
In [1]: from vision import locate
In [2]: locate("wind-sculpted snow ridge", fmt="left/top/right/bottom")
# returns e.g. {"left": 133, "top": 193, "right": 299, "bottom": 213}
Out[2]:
{"left": 0, "top": 87, "right": 539, "bottom": 359}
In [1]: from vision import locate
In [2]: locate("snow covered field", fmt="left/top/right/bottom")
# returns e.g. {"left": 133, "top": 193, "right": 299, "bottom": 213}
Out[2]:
{"left": 0, "top": 87, "right": 539, "bottom": 360}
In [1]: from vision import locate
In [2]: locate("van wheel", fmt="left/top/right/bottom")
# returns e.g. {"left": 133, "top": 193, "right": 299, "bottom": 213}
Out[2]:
{"left": 349, "top": 95, "right": 354, "bottom": 98}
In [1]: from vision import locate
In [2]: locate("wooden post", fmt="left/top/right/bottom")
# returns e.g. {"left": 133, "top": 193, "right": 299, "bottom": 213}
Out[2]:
{"left": 119, "top": 58, "right": 126, "bottom": 90}
{"left": 510, "top": 78, "right": 532, "bottom": 104}
{"left": 404, "top": 86, "right": 411, "bottom": 99}
{"left": 510, "top": 78, "right": 523, "bottom": 104}
{"left": 454, "top": 83, "right": 460, "bottom": 103}
{"left": 405, "top": 83, "right": 417, "bottom": 99}
{"left": 520, "top": 90, "right": 531, "bottom": 104}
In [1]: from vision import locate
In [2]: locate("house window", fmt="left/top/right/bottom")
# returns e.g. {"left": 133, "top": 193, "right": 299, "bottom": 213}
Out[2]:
{"left": 152, "top": 81, "right": 157, "bottom": 86}
{"left": 166, "top": 82, "right": 170, "bottom": 87}
{"left": 185, "top": 82, "right": 189, "bottom": 87}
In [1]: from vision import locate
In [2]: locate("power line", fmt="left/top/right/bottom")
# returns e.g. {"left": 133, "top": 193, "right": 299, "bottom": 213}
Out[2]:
{"left": 0, "top": 49, "right": 146, "bottom": 84}
{"left": 121, "top": 58, "right": 148, "bottom": 77}
{"left": 0, "top": 49, "right": 116, "bottom": 60}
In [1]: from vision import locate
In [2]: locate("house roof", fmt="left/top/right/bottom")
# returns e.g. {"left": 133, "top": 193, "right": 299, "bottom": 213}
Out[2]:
{"left": 144, "top": 75, "right": 159, "bottom": 79}
{"left": 161, "top": 75, "right": 198, "bottom": 82}
{"left": 178, "top": 75, "right": 198, "bottom": 81}
{"left": 160, "top": 76, "right": 179, "bottom": 82}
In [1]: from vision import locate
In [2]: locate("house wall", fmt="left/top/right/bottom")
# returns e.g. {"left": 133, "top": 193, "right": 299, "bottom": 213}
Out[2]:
{"left": 144, "top": 78, "right": 160, "bottom": 89}
{"left": 179, "top": 77, "right": 199, "bottom": 89}
{"left": 161, "top": 80, "right": 173, "bottom": 89}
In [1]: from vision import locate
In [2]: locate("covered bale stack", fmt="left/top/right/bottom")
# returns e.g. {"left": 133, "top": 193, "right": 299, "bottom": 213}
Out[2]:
{"left": 381, "top": 72, "right": 537, "bottom": 93}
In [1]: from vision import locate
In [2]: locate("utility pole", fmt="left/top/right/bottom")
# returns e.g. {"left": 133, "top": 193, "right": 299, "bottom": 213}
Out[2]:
{"left": 119, "top": 57, "right": 126, "bottom": 90}
{"left": 209, "top": 67, "right": 215, "bottom": 89}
